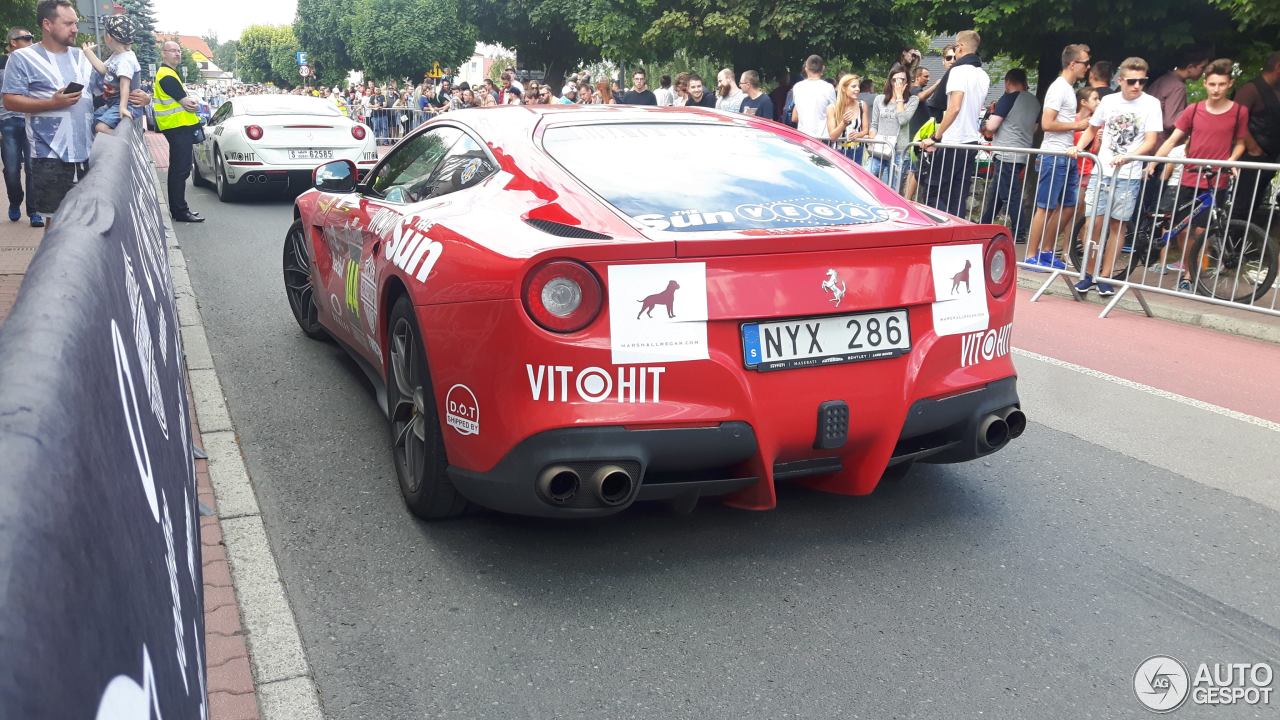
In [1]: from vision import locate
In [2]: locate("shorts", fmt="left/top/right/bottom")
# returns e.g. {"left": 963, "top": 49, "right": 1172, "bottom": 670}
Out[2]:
{"left": 1084, "top": 175, "right": 1141, "bottom": 221}
{"left": 93, "top": 103, "right": 121, "bottom": 129}
{"left": 31, "top": 158, "right": 88, "bottom": 214}
{"left": 1035, "top": 155, "right": 1080, "bottom": 209}
{"left": 1162, "top": 184, "right": 1228, "bottom": 229}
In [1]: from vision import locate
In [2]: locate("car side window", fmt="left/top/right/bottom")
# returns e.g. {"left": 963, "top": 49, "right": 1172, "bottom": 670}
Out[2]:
{"left": 210, "top": 102, "right": 232, "bottom": 126}
{"left": 367, "top": 127, "right": 461, "bottom": 203}
{"left": 420, "top": 134, "right": 495, "bottom": 200}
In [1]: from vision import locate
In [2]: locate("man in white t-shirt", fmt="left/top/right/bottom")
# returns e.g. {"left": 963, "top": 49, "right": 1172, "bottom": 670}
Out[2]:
{"left": 790, "top": 54, "right": 835, "bottom": 138}
{"left": 918, "top": 30, "right": 990, "bottom": 217}
{"left": 1068, "top": 57, "right": 1163, "bottom": 295}
{"left": 1025, "top": 43, "right": 1093, "bottom": 270}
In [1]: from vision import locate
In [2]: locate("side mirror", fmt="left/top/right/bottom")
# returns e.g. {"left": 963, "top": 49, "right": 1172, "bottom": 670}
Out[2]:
{"left": 313, "top": 159, "right": 358, "bottom": 193}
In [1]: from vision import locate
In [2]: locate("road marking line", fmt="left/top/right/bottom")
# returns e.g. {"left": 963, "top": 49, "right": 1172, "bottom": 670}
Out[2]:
{"left": 1013, "top": 347, "right": 1280, "bottom": 433}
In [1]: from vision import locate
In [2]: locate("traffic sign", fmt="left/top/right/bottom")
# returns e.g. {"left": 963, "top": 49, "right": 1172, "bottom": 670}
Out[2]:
{"left": 299, "top": 65, "right": 311, "bottom": 78}
{"left": 427, "top": 62, "right": 443, "bottom": 79}
{"left": 296, "top": 51, "right": 308, "bottom": 66}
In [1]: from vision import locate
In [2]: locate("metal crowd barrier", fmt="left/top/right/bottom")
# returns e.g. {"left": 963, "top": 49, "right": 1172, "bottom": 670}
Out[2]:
{"left": 1077, "top": 154, "right": 1279, "bottom": 318}
{"left": 362, "top": 107, "right": 436, "bottom": 144}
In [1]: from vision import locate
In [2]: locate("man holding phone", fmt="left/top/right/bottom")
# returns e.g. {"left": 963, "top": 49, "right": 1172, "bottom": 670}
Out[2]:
{"left": 1, "top": 0, "right": 95, "bottom": 226}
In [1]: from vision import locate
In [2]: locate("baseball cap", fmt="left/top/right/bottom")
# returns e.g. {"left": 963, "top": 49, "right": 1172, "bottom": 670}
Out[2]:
{"left": 103, "top": 14, "right": 137, "bottom": 44}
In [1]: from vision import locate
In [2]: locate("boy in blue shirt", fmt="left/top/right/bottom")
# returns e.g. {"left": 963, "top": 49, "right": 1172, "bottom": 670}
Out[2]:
{"left": 80, "top": 13, "right": 142, "bottom": 134}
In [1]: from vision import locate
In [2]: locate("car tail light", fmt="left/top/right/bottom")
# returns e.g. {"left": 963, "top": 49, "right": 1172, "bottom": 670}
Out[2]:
{"left": 245, "top": 124, "right": 264, "bottom": 140}
{"left": 351, "top": 124, "right": 367, "bottom": 140}
{"left": 986, "top": 233, "right": 1015, "bottom": 297}
{"left": 522, "top": 260, "right": 602, "bottom": 333}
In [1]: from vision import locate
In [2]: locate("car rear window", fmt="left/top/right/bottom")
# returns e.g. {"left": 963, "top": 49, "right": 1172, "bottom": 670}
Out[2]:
{"left": 542, "top": 123, "right": 895, "bottom": 232}
{"left": 238, "top": 97, "right": 342, "bottom": 117}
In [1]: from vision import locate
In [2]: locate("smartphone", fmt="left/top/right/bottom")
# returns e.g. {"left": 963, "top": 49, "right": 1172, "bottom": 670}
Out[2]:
{"left": 62, "top": 82, "right": 83, "bottom": 95}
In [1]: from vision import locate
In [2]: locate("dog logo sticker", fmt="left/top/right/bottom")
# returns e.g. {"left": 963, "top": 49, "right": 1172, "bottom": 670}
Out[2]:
{"left": 950, "top": 259, "right": 972, "bottom": 294}
{"left": 637, "top": 280, "right": 680, "bottom": 319}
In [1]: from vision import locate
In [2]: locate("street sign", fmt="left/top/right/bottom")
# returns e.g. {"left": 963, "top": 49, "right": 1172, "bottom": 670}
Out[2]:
{"left": 299, "top": 65, "right": 311, "bottom": 78}
{"left": 427, "top": 61, "right": 443, "bottom": 79}
{"left": 296, "top": 51, "right": 308, "bottom": 66}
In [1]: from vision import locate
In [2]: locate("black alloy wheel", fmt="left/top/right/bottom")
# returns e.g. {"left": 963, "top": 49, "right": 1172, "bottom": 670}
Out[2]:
{"left": 282, "top": 220, "right": 328, "bottom": 340}
{"left": 386, "top": 296, "right": 469, "bottom": 520}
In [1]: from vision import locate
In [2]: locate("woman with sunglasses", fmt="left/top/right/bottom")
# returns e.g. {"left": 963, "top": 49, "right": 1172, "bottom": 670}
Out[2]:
{"left": 868, "top": 64, "right": 918, "bottom": 191}
{"left": 925, "top": 44, "right": 958, "bottom": 122}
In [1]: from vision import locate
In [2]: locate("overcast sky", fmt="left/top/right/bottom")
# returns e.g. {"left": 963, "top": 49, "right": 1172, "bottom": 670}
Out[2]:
{"left": 153, "top": 0, "right": 298, "bottom": 42}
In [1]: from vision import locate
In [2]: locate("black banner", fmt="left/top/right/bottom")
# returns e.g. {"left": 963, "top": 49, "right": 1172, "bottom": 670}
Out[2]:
{"left": 0, "top": 119, "right": 206, "bottom": 718}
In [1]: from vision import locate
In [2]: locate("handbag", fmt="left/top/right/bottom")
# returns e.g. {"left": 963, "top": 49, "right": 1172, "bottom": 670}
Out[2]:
{"left": 867, "top": 133, "right": 896, "bottom": 160}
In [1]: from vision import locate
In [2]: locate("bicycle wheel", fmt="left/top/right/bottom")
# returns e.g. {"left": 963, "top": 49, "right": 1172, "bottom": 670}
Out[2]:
{"left": 1067, "top": 215, "right": 1138, "bottom": 282}
{"left": 1194, "top": 219, "right": 1276, "bottom": 303}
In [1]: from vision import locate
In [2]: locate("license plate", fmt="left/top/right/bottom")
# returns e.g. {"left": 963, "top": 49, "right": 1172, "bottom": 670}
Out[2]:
{"left": 741, "top": 309, "right": 910, "bottom": 371}
{"left": 289, "top": 149, "right": 333, "bottom": 160}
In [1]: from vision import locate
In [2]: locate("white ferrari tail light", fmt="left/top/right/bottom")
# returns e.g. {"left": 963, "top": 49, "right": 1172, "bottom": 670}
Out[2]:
{"left": 245, "top": 124, "right": 264, "bottom": 141}
{"left": 523, "top": 260, "right": 602, "bottom": 333}
{"left": 351, "top": 125, "right": 367, "bottom": 140}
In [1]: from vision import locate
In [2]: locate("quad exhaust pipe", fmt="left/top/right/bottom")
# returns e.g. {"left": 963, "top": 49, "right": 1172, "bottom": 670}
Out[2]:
{"left": 535, "top": 464, "right": 636, "bottom": 507}
{"left": 589, "top": 465, "right": 635, "bottom": 507}
{"left": 536, "top": 466, "right": 580, "bottom": 504}
{"left": 977, "top": 406, "right": 1027, "bottom": 452}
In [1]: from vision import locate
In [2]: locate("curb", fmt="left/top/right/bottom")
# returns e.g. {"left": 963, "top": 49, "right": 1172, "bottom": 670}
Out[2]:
{"left": 159, "top": 168, "right": 324, "bottom": 720}
{"left": 1017, "top": 272, "right": 1280, "bottom": 345}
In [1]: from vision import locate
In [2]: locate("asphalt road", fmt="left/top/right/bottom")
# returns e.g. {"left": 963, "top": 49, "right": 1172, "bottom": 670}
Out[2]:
{"left": 174, "top": 183, "right": 1280, "bottom": 719}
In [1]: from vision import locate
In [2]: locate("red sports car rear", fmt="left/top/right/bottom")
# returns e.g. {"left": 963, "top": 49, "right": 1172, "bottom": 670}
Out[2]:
{"left": 284, "top": 106, "right": 1024, "bottom": 519}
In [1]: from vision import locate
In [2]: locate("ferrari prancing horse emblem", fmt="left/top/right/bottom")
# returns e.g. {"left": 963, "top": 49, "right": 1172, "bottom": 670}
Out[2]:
{"left": 821, "top": 269, "right": 846, "bottom": 307}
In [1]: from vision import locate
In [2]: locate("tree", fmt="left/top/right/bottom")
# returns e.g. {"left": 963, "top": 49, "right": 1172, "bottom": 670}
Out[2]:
{"left": 466, "top": 0, "right": 594, "bottom": 86}
{"left": 121, "top": 0, "right": 159, "bottom": 73}
{"left": 179, "top": 47, "right": 201, "bottom": 84}
{"left": 896, "top": 0, "right": 1280, "bottom": 92}
{"left": 0, "top": 0, "right": 35, "bottom": 37}
{"left": 294, "top": 0, "right": 355, "bottom": 88}
{"left": 216, "top": 39, "right": 239, "bottom": 76}
{"left": 237, "top": 24, "right": 297, "bottom": 85}
{"left": 349, "top": 0, "right": 476, "bottom": 82}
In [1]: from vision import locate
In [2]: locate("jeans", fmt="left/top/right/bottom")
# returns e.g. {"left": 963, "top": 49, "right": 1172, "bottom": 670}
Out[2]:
{"left": 371, "top": 112, "right": 388, "bottom": 143}
{"left": 163, "top": 126, "right": 195, "bottom": 216}
{"left": 1, "top": 116, "right": 34, "bottom": 216}
{"left": 923, "top": 143, "right": 979, "bottom": 217}
{"left": 867, "top": 151, "right": 906, "bottom": 192}
{"left": 979, "top": 158, "right": 1028, "bottom": 236}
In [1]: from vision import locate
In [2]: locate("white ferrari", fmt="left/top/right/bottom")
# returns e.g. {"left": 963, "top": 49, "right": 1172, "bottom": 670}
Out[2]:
{"left": 193, "top": 94, "right": 379, "bottom": 201}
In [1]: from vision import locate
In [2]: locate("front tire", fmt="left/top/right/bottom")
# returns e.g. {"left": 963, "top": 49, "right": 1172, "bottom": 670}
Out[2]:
{"left": 282, "top": 219, "right": 328, "bottom": 340}
{"left": 386, "top": 296, "right": 469, "bottom": 520}
{"left": 214, "top": 152, "right": 236, "bottom": 202}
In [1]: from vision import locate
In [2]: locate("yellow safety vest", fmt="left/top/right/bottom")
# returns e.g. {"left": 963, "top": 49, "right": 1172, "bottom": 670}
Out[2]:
{"left": 152, "top": 65, "right": 199, "bottom": 131}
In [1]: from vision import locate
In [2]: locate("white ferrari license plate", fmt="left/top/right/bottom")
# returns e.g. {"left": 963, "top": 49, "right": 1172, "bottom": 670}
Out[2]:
{"left": 289, "top": 149, "right": 333, "bottom": 160}
{"left": 741, "top": 309, "right": 911, "bottom": 371}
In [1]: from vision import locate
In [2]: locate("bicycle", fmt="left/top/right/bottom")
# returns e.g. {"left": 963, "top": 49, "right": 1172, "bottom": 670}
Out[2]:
{"left": 1068, "top": 168, "right": 1278, "bottom": 303}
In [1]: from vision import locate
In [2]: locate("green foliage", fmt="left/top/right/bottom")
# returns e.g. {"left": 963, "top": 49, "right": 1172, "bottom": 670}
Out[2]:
{"left": 179, "top": 47, "right": 201, "bottom": 83}
{"left": 237, "top": 25, "right": 298, "bottom": 85}
{"left": 120, "top": 0, "right": 158, "bottom": 72}
{"left": 466, "top": 0, "right": 593, "bottom": 83}
{"left": 215, "top": 39, "right": 238, "bottom": 75}
{"left": 348, "top": 0, "right": 475, "bottom": 82}
{"left": 0, "top": 0, "right": 36, "bottom": 37}
{"left": 294, "top": 0, "right": 354, "bottom": 87}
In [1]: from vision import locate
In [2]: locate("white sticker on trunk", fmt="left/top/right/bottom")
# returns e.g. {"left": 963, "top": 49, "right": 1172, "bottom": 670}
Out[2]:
{"left": 930, "top": 244, "right": 989, "bottom": 337}
{"left": 608, "top": 262, "right": 709, "bottom": 364}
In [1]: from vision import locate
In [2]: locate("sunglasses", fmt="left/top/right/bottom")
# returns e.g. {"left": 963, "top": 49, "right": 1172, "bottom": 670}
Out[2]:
{"left": 944, "top": 54, "right": 955, "bottom": 61}
{"left": 12, "top": 34, "right": 33, "bottom": 41}
{"left": 1124, "top": 77, "right": 1150, "bottom": 86}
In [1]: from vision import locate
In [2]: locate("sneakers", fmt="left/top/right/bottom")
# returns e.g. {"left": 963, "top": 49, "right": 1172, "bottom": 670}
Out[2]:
{"left": 1037, "top": 251, "right": 1067, "bottom": 270}
{"left": 1166, "top": 261, "right": 1185, "bottom": 272}
{"left": 1074, "top": 274, "right": 1095, "bottom": 293}
{"left": 1096, "top": 281, "right": 1116, "bottom": 296}
{"left": 29, "top": 213, "right": 44, "bottom": 228}
{"left": 7, "top": 206, "right": 18, "bottom": 222}
{"left": 1023, "top": 255, "right": 1048, "bottom": 273}
{"left": 1177, "top": 278, "right": 1193, "bottom": 292}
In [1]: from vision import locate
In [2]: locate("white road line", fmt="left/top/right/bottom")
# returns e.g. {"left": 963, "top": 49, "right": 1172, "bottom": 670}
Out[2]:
{"left": 1013, "top": 347, "right": 1280, "bottom": 434}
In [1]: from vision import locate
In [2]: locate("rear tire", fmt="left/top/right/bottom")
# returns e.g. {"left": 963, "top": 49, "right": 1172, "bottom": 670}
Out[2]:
{"left": 214, "top": 152, "right": 236, "bottom": 203}
{"left": 282, "top": 219, "right": 328, "bottom": 340}
{"left": 386, "top": 296, "right": 470, "bottom": 520}
{"left": 1194, "top": 219, "right": 1276, "bottom": 303}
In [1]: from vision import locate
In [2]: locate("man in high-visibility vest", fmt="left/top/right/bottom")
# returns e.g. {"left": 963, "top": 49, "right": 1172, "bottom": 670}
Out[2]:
{"left": 153, "top": 40, "right": 203, "bottom": 222}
